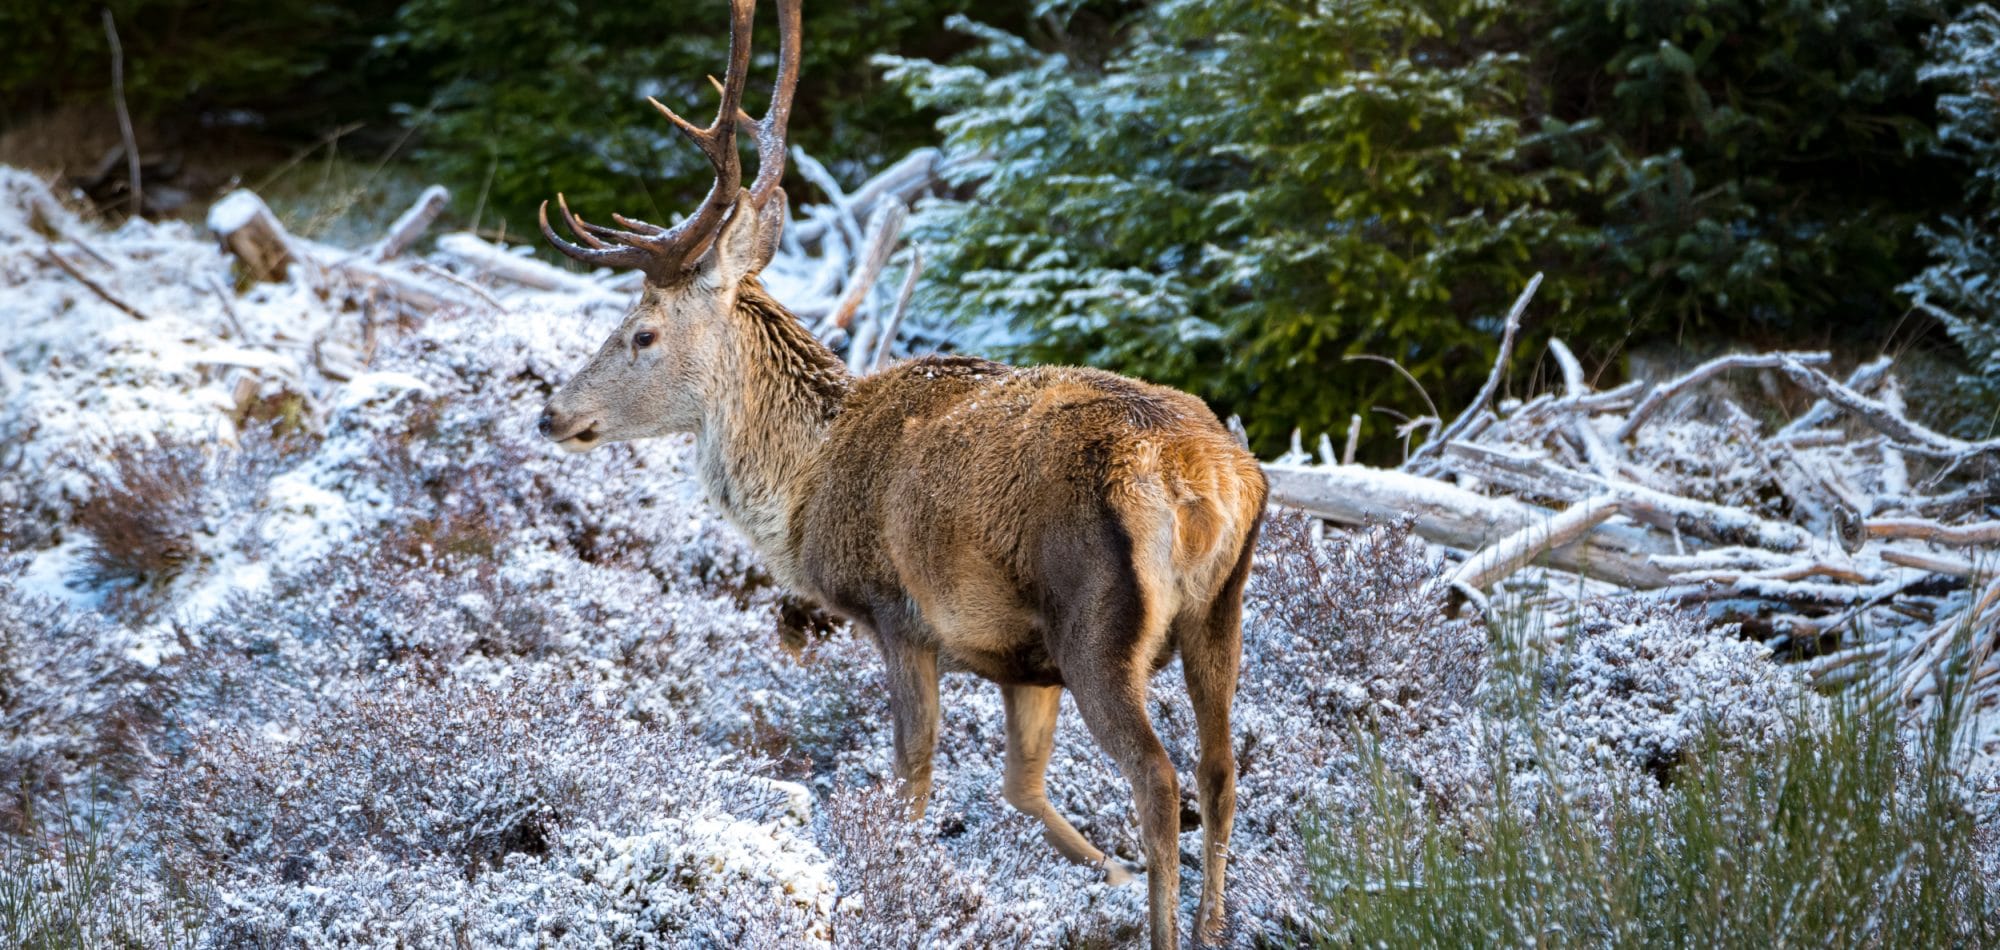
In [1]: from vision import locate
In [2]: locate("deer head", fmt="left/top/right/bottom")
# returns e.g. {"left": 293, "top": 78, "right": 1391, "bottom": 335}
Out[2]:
{"left": 536, "top": 0, "right": 800, "bottom": 452}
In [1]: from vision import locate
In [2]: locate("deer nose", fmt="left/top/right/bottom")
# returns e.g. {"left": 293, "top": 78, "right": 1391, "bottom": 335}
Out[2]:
{"left": 536, "top": 408, "right": 557, "bottom": 439}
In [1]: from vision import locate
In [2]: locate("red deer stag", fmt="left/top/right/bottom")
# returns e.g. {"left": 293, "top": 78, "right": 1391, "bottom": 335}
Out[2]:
{"left": 534, "top": 1, "right": 1266, "bottom": 944}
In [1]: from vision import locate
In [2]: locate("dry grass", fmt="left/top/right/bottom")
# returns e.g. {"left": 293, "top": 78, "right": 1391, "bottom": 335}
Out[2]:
{"left": 70, "top": 440, "right": 207, "bottom": 593}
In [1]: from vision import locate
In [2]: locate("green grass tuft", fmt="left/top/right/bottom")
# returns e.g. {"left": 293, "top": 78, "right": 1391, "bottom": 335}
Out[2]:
{"left": 1307, "top": 630, "right": 1996, "bottom": 949}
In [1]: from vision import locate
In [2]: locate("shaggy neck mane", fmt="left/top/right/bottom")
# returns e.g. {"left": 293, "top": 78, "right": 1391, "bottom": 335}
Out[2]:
{"left": 694, "top": 279, "right": 852, "bottom": 579}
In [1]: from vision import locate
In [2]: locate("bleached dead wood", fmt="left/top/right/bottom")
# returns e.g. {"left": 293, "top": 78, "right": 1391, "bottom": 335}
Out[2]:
{"left": 1776, "top": 358, "right": 2000, "bottom": 459}
{"left": 373, "top": 186, "right": 450, "bottom": 261}
{"left": 864, "top": 248, "right": 924, "bottom": 374}
{"left": 1617, "top": 351, "right": 1833, "bottom": 441}
{"left": 1778, "top": 356, "right": 1890, "bottom": 439}
{"left": 433, "top": 232, "right": 624, "bottom": 303}
{"left": 791, "top": 147, "right": 864, "bottom": 260}
{"left": 208, "top": 190, "right": 294, "bottom": 282}
{"left": 1411, "top": 272, "right": 1539, "bottom": 467}
{"left": 1866, "top": 518, "right": 2000, "bottom": 546}
{"left": 822, "top": 199, "right": 907, "bottom": 338}
{"left": 1451, "top": 494, "right": 1623, "bottom": 591}
{"left": 1264, "top": 462, "right": 1675, "bottom": 587}
{"left": 792, "top": 148, "right": 941, "bottom": 250}
{"left": 1273, "top": 324, "right": 1994, "bottom": 721}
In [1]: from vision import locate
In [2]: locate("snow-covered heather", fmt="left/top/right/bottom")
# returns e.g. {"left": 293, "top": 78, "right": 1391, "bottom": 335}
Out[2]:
{"left": 0, "top": 167, "right": 1923, "bottom": 945}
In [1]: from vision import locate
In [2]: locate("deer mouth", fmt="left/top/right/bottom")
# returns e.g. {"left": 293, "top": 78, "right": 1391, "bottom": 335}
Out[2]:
{"left": 551, "top": 422, "right": 602, "bottom": 452}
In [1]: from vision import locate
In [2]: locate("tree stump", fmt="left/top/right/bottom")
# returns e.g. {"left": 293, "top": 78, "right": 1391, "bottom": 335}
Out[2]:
{"left": 207, "top": 189, "right": 293, "bottom": 283}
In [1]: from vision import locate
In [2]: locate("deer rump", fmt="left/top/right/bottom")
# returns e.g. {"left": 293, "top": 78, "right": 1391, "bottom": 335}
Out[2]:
{"left": 793, "top": 354, "right": 1267, "bottom": 688}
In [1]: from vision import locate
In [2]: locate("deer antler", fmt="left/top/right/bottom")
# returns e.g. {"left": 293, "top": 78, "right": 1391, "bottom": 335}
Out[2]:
{"left": 538, "top": 0, "right": 757, "bottom": 281}
{"left": 748, "top": 0, "right": 800, "bottom": 217}
{"left": 707, "top": 0, "right": 800, "bottom": 265}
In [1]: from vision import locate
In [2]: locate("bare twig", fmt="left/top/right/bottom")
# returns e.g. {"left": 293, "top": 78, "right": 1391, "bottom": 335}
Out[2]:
{"left": 1617, "top": 351, "right": 1832, "bottom": 441}
{"left": 206, "top": 274, "right": 250, "bottom": 341}
{"left": 1411, "top": 272, "right": 1540, "bottom": 466}
{"left": 412, "top": 261, "right": 506, "bottom": 312}
{"left": 101, "top": 9, "right": 141, "bottom": 218}
{"left": 1345, "top": 354, "right": 1441, "bottom": 431}
{"left": 1452, "top": 494, "right": 1624, "bottom": 591}
{"left": 43, "top": 247, "right": 152, "bottom": 321}
{"left": 865, "top": 248, "right": 924, "bottom": 373}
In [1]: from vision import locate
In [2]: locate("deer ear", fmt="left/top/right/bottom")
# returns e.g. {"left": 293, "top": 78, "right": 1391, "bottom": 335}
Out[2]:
{"left": 703, "top": 189, "right": 762, "bottom": 287}
{"left": 750, "top": 187, "right": 788, "bottom": 273}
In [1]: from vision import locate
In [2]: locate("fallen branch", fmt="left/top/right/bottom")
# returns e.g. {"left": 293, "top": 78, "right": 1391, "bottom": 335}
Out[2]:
{"left": 1547, "top": 338, "right": 1625, "bottom": 480}
{"left": 792, "top": 148, "right": 941, "bottom": 250}
{"left": 434, "top": 232, "right": 623, "bottom": 303}
{"left": 1264, "top": 462, "right": 1675, "bottom": 587}
{"left": 1776, "top": 358, "right": 2000, "bottom": 459}
{"left": 822, "top": 199, "right": 906, "bottom": 336}
{"left": 791, "top": 147, "right": 864, "bottom": 259}
{"left": 373, "top": 185, "right": 450, "bottom": 261}
{"left": 1617, "top": 351, "right": 1832, "bottom": 441}
{"left": 1411, "top": 272, "right": 1540, "bottom": 467}
{"left": 43, "top": 247, "right": 152, "bottom": 321}
{"left": 1778, "top": 356, "right": 1890, "bottom": 439}
{"left": 1439, "top": 442, "right": 1818, "bottom": 552}
{"left": 1865, "top": 518, "right": 2000, "bottom": 547}
{"left": 864, "top": 248, "right": 924, "bottom": 374}
{"left": 1452, "top": 494, "right": 1623, "bottom": 591}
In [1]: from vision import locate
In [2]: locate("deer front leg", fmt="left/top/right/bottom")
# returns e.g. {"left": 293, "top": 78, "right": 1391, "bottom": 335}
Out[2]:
{"left": 1001, "top": 684, "right": 1135, "bottom": 884}
{"left": 875, "top": 630, "right": 940, "bottom": 818}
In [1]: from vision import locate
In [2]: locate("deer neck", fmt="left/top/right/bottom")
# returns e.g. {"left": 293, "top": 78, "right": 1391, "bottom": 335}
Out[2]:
{"left": 692, "top": 281, "right": 850, "bottom": 582}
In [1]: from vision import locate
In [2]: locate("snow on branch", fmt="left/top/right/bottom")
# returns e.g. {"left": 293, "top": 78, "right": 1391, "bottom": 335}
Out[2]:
{"left": 1270, "top": 332, "right": 1998, "bottom": 722}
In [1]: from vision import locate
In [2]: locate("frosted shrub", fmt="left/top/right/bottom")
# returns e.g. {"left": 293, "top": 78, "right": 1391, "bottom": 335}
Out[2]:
{"left": 0, "top": 569, "right": 153, "bottom": 832}
{"left": 153, "top": 671, "right": 749, "bottom": 885}
{"left": 145, "top": 668, "right": 859, "bottom": 946}
{"left": 822, "top": 781, "right": 994, "bottom": 947}
{"left": 1538, "top": 599, "right": 1799, "bottom": 787}
{"left": 1244, "top": 512, "right": 1486, "bottom": 728}
{"left": 1223, "top": 513, "right": 1491, "bottom": 937}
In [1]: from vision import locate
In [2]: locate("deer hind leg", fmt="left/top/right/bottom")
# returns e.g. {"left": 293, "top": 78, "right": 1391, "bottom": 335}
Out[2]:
{"left": 872, "top": 622, "right": 940, "bottom": 819}
{"left": 1070, "top": 668, "right": 1181, "bottom": 950}
{"left": 1056, "top": 572, "right": 1182, "bottom": 949}
{"left": 1000, "top": 683, "right": 1134, "bottom": 883}
{"left": 1178, "top": 529, "right": 1254, "bottom": 946}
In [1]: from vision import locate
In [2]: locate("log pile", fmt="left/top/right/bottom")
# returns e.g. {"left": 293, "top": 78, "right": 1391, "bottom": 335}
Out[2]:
{"left": 1267, "top": 276, "right": 1999, "bottom": 718}
{"left": 198, "top": 148, "right": 946, "bottom": 373}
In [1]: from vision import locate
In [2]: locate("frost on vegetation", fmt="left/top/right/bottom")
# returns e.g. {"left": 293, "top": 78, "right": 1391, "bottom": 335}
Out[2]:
{"left": 0, "top": 565, "right": 156, "bottom": 833}
{"left": 0, "top": 167, "right": 1858, "bottom": 945}
{"left": 155, "top": 672, "right": 831, "bottom": 948}
{"left": 1529, "top": 599, "right": 1802, "bottom": 799}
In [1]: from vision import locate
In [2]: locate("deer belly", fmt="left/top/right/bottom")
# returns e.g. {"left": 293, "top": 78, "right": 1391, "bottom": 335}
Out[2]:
{"left": 939, "top": 640, "right": 1063, "bottom": 687}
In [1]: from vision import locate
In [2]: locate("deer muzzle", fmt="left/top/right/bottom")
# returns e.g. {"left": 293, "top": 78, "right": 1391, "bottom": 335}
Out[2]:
{"left": 537, "top": 405, "right": 600, "bottom": 451}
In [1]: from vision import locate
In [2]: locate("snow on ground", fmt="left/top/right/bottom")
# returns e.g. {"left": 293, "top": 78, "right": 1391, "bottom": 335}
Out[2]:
{"left": 0, "top": 166, "right": 1960, "bottom": 945}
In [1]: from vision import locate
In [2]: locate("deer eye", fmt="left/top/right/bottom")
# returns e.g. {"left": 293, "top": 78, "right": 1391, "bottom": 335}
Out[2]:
{"left": 633, "top": 330, "right": 657, "bottom": 348}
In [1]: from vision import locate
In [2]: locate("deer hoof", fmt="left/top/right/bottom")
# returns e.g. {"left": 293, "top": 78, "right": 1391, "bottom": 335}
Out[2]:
{"left": 1194, "top": 902, "right": 1226, "bottom": 945}
{"left": 1102, "top": 858, "right": 1143, "bottom": 886}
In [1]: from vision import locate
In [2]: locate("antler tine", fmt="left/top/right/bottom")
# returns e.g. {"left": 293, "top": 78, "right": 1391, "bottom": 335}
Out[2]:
{"left": 745, "top": 0, "right": 801, "bottom": 211}
{"left": 539, "top": 197, "right": 654, "bottom": 271}
{"left": 537, "top": 0, "right": 757, "bottom": 279}
{"left": 625, "top": 0, "right": 756, "bottom": 272}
